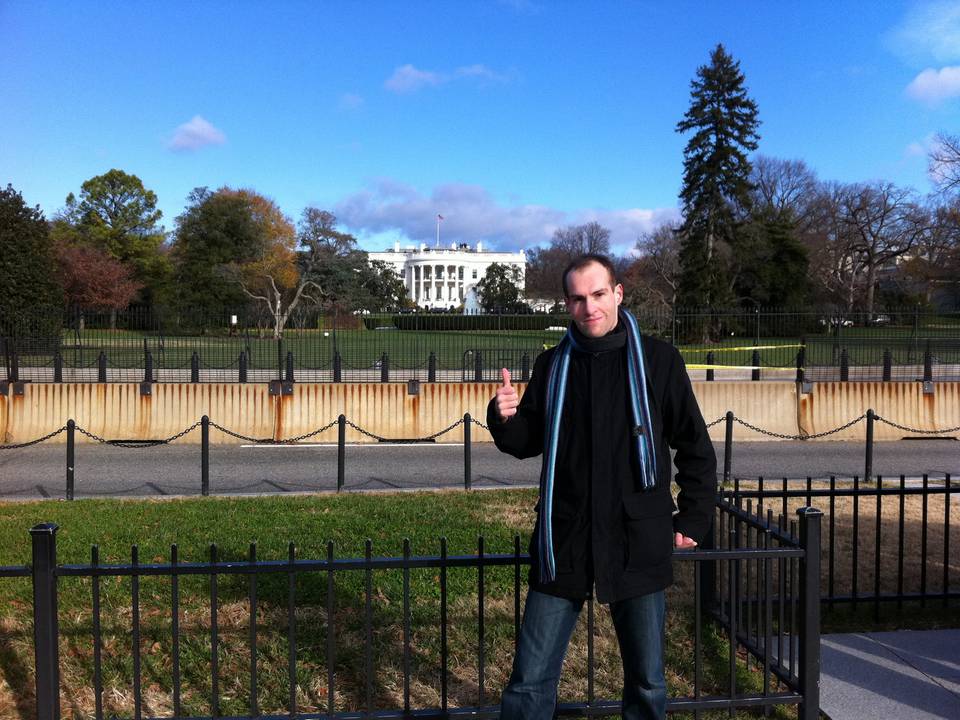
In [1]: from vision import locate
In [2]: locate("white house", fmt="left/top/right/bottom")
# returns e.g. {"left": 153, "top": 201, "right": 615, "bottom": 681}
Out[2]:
{"left": 368, "top": 241, "right": 526, "bottom": 310}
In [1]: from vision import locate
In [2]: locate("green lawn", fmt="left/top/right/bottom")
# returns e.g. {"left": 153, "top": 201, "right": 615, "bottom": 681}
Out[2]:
{"left": 0, "top": 491, "right": 803, "bottom": 719}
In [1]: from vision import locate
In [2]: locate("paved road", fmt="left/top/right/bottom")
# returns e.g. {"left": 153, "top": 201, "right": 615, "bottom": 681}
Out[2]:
{"left": 0, "top": 440, "right": 956, "bottom": 500}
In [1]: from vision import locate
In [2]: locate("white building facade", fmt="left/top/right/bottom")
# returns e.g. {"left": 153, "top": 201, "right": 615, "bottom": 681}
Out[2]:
{"left": 368, "top": 241, "right": 526, "bottom": 311}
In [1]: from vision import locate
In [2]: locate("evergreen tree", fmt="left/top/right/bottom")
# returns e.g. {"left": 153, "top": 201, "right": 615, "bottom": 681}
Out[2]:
{"left": 675, "top": 44, "right": 760, "bottom": 309}
{"left": 0, "top": 184, "right": 63, "bottom": 338}
{"left": 475, "top": 263, "right": 528, "bottom": 313}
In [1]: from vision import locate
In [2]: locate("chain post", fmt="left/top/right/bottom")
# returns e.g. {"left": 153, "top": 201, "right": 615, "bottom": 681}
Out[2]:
{"left": 464, "top": 413, "right": 472, "bottom": 490}
{"left": 191, "top": 352, "right": 200, "bottom": 383}
{"left": 723, "top": 411, "right": 734, "bottom": 486}
{"left": 379, "top": 352, "right": 389, "bottom": 383}
{"left": 428, "top": 352, "right": 437, "bottom": 382}
{"left": 65, "top": 420, "right": 75, "bottom": 501}
{"left": 882, "top": 349, "right": 892, "bottom": 382}
{"left": 521, "top": 352, "right": 530, "bottom": 382}
{"left": 285, "top": 351, "right": 295, "bottom": 383}
{"left": 337, "top": 414, "right": 346, "bottom": 492}
{"left": 239, "top": 351, "right": 248, "bottom": 383}
{"left": 98, "top": 351, "right": 107, "bottom": 383}
{"left": 474, "top": 350, "right": 483, "bottom": 382}
{"left": 53, "top": 351, "right": 63, "bottom": 383}
{"left": 31, "top": 522, "right": 60, "bottom": 720}
{"left": 797, "top": 507, "right": 823, "bottom": 720}
{"left": 706, "top": 351, "right": 714, "bottom": 382}
{"left": 751, "top": 349, "right": 761, "bottom": 381}
{"left": 840, "top": 349, "right": 849, "bottom": 382}
{"left": 201, "top": 415, "right": 210, "bottom": 496}
{"left": 865, "top": 409, "right": 874, "bottom": 484}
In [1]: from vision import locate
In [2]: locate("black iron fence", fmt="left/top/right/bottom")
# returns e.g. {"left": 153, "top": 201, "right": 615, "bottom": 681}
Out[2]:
{"left": 2, "top": 306, "right": 960, "bottom": 382}
{"left": 8, "top": 501, "right": 822, "bottom": 719}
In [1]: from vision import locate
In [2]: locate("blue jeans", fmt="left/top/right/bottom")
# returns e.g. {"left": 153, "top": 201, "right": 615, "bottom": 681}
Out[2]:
{"left": 500, "top": 589, "right": 666, "bottom": 720}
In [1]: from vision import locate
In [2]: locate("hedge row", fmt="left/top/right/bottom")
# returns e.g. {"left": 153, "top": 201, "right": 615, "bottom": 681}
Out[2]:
{"left": 362, "top": 314, "right": 570, "bottom": 332}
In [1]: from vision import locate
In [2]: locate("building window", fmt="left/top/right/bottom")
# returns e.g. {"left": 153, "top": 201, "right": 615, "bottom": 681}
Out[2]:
{"left": 472, "top": 269, "right": 478, "bottom": 279}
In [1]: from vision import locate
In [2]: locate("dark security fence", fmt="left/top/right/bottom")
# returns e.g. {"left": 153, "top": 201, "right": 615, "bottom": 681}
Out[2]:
{"left": 3, "top": 306, "right": 960, "bottom": 382}
{"left": 10, "top": 502, "right": 822, "bottom": 719}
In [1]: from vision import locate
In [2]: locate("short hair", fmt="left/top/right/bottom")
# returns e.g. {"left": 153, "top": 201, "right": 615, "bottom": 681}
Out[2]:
{"left": 562, "top": 254, "right": 619, "bottom": 296}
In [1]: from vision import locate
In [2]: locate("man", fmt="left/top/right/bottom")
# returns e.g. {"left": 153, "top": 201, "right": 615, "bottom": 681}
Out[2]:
{"left": 488, "top": 254, "right": 716, "bottom": 720}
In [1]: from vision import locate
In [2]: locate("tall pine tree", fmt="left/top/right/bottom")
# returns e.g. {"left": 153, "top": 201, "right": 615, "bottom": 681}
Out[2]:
{"left": 675, "top": 44, "right": 760, "bottom": 309}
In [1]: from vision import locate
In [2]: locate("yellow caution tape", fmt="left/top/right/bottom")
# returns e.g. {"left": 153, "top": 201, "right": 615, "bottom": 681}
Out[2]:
{"left": 686, "top": 364, "right": 798, "bottom": 370}
{"left": 680, "top": 344, "right": 804, "bottom": 354}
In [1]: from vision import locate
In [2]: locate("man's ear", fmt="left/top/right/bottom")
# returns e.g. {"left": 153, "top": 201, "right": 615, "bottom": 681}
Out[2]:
{"left": 614, "top": 283, "right": 624, "bottom": 306}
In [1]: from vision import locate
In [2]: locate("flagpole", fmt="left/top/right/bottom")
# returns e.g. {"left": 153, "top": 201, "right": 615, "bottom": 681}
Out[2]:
{"left": 436, "top": 215, "right": 440, "bottom": 248}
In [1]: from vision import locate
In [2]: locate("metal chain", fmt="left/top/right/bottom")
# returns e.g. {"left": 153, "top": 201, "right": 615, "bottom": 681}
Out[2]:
{"left": 470, "top": 417, "right": 490, "bottom": 431}
{"left": 705, "top": 416, "right": 725, "bottom": 429}
{"left": 344, "top": 418, "right": 390, "bottom": 442}
{"left": 206, "top": 421, "right": 274, "bottom": 444}
{"left": 733, "top": 413, "right": 867, "bottom": 441}
{"left": 75, "top": 421, "right": 202, "bottom": 448}
{"left": 0, "top": 425, "right": 67, "bottom": 450}
{"left": 874, "top": 415, "right": 960, "bottom": 435}
{"left": 274, "top": 418, "right": 340, "bottom": 444}
{"left": 422, "top": 418, "right": 466, "bottom": 440}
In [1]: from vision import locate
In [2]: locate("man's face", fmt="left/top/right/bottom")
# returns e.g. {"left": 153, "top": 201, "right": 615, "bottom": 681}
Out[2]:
{"left": 564, "top": 262, "right": 623, "bottom": 338}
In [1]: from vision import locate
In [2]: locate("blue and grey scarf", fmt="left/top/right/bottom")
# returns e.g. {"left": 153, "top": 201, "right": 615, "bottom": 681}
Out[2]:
{"left": 537, "top": 307, "right": 657, "bottom": 583}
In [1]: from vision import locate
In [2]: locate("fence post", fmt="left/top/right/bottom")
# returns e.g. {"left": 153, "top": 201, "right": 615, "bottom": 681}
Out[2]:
{"left": 521, "top": 352, "right": 530, "bottom": 382}
{"left": 923, "top": 341, "right": 933, "bottom": 383}
{"left": 277, "top": 338, "right": 284, "bottom": 381}
{"left": 723, "top": 411, "right": 734, "bottom": 486}
{"left": 426, "top": 351, "right": 436, "bottom": 382}
{"left": 337, "top": 414, "right": 346, "bottom": 492}
{"left": 474, "top": 350, "right": 483, "bottom": 382}
{"left": 706, "top": 351, "right": 714, "bottom": 382}
{"left": 53, "top": 351, "right": 63, "bottom": 383}
{"left": 191, "top": 352, "right": 200, "bottom": 383}
{"left": 865, "top": 409, "right": 874, "bottom": 484}
{"left": 144, "top": 350, "right": 154, "bottom": 383}
{"left": 882, "top": 349, "right": 892, "bottom": 382}
{"left": 31, "top": 522, "right": 60, "bottom": 720}
{"left": 201, "top": 415, "right": 210, "bottom": 497}
{"left": 10, "top": 350, "right": 19, "bottom": 382}
{"left": 797, "top": 507, "right": 823, "bottom": 720}
{"left": 65, "top": 420, "right": 75, "bottom": 501}
{"left": 751, "top": 350, "right": 760, "bottom": 381}
{"left": 333, "top": 351, "right": 342, "bottom": 383}
{"left": 98, "top": 351, "right": 107, "bottom": 383}
{"left": 464, "top": 413, "right": 472, "bottom": 490}
{"left": 839, "top": 349, "right": 849, "bottom": 382}
{"left": 239, "top": 351, "right": 248, "bottom": 383}
{"left": 380, "top": 352, "right": 389, "bottom": 383}
{"left": 285, "top": 351, "right": 295, "bottom": 383}
{"left": 796, "top": 344, "right": 805, "bottom": 384}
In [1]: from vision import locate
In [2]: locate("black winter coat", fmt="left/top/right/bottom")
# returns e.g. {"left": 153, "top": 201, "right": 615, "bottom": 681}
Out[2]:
{"left": 486, "top": 322, "right": 716, "bottom": 604}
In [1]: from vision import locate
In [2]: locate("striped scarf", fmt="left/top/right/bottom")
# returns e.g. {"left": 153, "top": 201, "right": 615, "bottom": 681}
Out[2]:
{"left": 537, "top": 307, "right": 657, "bottom": 583}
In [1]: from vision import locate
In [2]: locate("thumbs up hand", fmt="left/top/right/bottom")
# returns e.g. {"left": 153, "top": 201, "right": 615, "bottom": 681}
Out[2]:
{"left": 495, "top": 367, "right": 519, "bottom": 421}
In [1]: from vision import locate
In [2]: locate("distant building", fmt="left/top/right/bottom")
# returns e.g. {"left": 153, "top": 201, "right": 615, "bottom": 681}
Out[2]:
{"left": 368, "top": 241, "right": 526, "bottom": 310}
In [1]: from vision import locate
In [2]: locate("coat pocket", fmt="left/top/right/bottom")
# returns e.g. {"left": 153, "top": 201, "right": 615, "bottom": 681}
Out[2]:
{"left": 622, "top": 492, "right": 675, "bottom": 571}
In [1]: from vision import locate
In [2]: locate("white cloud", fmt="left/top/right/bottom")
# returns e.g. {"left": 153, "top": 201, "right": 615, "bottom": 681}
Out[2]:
{"left": 333, "top": 178, "right": 677, "bottom": 253}
{"left": 905, "top": 66, "right": 960, "bottom": 104}
{"left": 888, "top": 1, "right": 960, "bottom": 65}
{"left": 384, "top": 64, "right": 444, "bottom": 93}
{"left": 384, "top": 63, "right": 507, "bottom": 94}
{"left": 167, "top": 115, "right": 226, "bottom": 152}
{"left": 338, "top": 92, "right": 364, "bottom": 110}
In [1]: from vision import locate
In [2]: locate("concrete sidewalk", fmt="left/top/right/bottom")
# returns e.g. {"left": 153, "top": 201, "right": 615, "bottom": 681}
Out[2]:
{"left": 820, "top": 629, "right": 960, "bottom": 719}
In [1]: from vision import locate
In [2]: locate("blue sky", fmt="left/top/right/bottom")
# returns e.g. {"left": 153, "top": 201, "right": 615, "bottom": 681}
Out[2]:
{"left": 2, "top": 1, "right": 959, "bottom": 255}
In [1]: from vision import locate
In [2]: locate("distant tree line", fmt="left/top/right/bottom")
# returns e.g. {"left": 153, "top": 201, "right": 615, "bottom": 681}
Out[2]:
{"left": 1, "top": 173, "right": 408, "bottom": 338}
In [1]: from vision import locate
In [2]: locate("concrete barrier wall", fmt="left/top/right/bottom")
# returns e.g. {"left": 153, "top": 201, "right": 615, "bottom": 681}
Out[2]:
{"left": 798, "top": 382, "right": 960, "bottom": 441}
{"left": 2, "top": 381, "right": 957, "bottom": 444}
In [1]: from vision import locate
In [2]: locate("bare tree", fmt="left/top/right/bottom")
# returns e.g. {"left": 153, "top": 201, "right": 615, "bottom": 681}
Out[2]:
{"left": 840, "top": 183, "right": 927, "bottom": 315}
{"left": 749, "top": 155, "right": 819, "bottom": 227}
{"left": 624, "top": 224, "right": 681, "bottom": 311}
{"left": 802, "top": 182, "right": 865, "bottom": 310}
{"left": 930, "top": 132, "right": 960, "bottom": 196}
{"left": 898, "top": 199, "right": 960, "bottom": 303}
{"left": 551, "top": 222, "right": 612, "bottom": 257}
